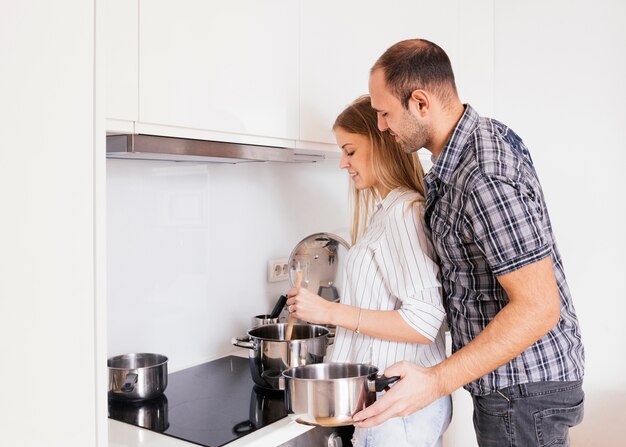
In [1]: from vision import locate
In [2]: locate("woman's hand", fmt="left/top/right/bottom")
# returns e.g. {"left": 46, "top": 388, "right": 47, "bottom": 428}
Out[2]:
{"left": 286, "top": 286, "right": 334, "bottom": 325}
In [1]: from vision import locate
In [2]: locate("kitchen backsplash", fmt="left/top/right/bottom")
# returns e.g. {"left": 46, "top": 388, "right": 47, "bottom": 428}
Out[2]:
{"left": 107, "top": 158, "right": 349, "bottom": 371}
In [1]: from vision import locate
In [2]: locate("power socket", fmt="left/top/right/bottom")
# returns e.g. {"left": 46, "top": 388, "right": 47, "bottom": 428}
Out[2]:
{"left": 267, "top": 258, "right": 289, "bottom": 282}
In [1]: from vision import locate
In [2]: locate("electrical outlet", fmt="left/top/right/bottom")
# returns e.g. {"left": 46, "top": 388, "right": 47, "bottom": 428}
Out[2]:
{"left": 268, "top": 258, "right": 289, "bottom": 282}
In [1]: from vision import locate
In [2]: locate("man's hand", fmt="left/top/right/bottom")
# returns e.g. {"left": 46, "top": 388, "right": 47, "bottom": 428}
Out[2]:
{"left": 352, "top": 361, "right": 444, "bottom": 428}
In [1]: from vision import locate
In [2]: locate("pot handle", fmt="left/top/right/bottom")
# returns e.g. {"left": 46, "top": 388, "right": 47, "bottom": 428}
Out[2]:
{"left": 121, "top": 373, "right": 138, "bottom": 393}
{"left": 269, "top": 295, "right": 288, "bottom": 319}
{"left": 369, "top": 374, "right": 401, "bottom": 393}
{"left": 231, "top": 335, "right": 255, "bottom": 350}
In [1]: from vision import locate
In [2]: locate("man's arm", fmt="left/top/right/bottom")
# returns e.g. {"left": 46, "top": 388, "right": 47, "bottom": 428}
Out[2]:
{"left": 352, "top": 256, "right": 561, "bottom": 427}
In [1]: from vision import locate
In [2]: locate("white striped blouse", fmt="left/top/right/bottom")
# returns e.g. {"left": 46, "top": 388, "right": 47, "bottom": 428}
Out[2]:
{"left": 328, "top": 188, "right": 447, "bottom": 370}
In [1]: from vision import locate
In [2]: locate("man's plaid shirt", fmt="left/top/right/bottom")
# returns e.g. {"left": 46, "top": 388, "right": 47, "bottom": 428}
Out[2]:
{"left": 424, "top": 104, "right": 584, "bottom": 395}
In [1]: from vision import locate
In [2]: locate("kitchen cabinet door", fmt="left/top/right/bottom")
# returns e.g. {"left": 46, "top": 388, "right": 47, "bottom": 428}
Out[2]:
{"left": 298, "top": 0, "right": 493, "bottom": 149}
{"left": 106, "top": 0, "right": 139, "bottom": 131}
{"left": 1, "top": 0, "right": 106, "bottom": 445}
{"left": 139, "top": 0, "right": 299, "bottom": 144}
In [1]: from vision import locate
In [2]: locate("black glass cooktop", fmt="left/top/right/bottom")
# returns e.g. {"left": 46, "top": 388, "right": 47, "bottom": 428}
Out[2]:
{"left": 108, "top": 355, "right": 287, "bottom": 447}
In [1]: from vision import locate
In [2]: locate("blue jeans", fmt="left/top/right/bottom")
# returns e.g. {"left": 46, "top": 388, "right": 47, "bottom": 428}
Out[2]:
{"left": 352, "top": 395, "right": 452, "bottom": 447}
{"left": 472, "top": 380, "right": 584, "bottom": 447}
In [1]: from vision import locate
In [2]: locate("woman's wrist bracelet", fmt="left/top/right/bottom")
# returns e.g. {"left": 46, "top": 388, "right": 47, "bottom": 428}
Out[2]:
{"left": 355, "top": 307, "right": 363, "bottom": 334}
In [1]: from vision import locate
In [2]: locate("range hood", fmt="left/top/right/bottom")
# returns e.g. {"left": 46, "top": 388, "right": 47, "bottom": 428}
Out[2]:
{"left": 106, "top": 134, "right": 322, "bottom": 163}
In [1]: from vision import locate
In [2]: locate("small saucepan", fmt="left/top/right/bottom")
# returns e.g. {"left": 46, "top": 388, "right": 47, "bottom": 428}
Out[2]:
{"left": 108, "top": 353, "right": 168, "bottom": 401}
{"left": 279, "top": 362, "right": 399, "bottom": 426}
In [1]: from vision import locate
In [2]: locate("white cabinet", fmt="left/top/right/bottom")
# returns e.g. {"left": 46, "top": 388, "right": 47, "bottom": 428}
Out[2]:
{"left": 105, "top": 0, "right": 493, "bottom": 153}
{"left": 138, "top": 0, "right": 299, "bottom": 145}
{"left": 106, "top": 0, "right": 139, "bottom": 131}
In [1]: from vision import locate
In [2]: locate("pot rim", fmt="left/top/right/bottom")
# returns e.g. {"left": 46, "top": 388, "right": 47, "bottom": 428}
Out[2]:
{"left": 282, "top": 362, "right": 378, "bottom": 380}
{"left": 107, "top": 353, "right": 169, "bottom": 370}
{"left": 246, "top": 323, "right": 329, "bottom": 342}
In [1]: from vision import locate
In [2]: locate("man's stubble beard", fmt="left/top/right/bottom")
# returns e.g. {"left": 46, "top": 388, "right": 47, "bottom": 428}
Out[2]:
{"left": 398, "top": 110, "right": 430, "bottom": 153}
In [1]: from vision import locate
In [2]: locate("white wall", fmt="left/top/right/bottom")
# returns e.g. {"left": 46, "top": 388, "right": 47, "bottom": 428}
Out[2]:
{"left": 493, "top": 0, "right": 626, "bottom": 444}
{"left": 107, "top": 158, "right": 349, "bottom": 371}
{"left": 448, "top": 2, "right": 626, "bottom": 445}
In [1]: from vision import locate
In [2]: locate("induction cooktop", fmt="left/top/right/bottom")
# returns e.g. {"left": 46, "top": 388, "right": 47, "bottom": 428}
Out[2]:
{"left": 108, "top": 355, "right": 287, "bottom": 447}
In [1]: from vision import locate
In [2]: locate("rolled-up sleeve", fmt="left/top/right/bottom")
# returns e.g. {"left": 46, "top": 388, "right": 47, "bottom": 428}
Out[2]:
{"left": 374, "top": 201, "right": 446, "bottom": 341}
{"left": 466, "top": 175, "right": 551, "bottom": 276}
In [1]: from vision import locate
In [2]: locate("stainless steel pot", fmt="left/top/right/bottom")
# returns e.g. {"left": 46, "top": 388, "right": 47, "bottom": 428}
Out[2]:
{"left": 279, "top": 362, "right": 400, "bottom": 426}
{"left": 108, "top": 353, "right": 168, "bottom": 401}
{"left": 232, "top": 323, "right": 329, "bottom": 390}
{"left": 253, "top": 314, "right": 279, "bottom": 326}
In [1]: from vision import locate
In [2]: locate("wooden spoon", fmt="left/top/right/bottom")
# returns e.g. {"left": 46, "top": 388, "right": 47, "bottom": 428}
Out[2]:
{"left": 285, "top": 270, "right": 302, "bottom": 340}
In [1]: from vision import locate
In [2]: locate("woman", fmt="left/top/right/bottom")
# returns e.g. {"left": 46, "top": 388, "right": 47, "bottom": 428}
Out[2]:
{"left": 286, "top": 95, "right": 451, "bottom": 447}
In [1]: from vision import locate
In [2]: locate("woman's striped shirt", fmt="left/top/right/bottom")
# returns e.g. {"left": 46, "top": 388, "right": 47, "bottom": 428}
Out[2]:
{"left": 329, "top": 188, "right": 447, "bottom": 370}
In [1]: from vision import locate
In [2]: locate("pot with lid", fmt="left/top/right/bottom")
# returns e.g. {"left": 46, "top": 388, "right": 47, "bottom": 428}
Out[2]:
{"left": 232, "top": 232, "right": 349, "bottom": 390}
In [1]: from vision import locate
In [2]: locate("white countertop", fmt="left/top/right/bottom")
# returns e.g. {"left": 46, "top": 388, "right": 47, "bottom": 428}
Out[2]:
{"left": 109, "top": 417, "right": 313, "bottom": 447}
{"left": 108, "top": 350, "right": 314, "bottom": 447}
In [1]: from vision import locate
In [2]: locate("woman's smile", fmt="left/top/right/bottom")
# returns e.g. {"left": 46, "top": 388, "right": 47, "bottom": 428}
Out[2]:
{"left": 335, "top": 128, "right": 378, "bottom": 191}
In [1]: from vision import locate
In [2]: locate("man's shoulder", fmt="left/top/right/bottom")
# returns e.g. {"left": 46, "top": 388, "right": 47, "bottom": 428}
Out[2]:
{"left": 461, "top": 116, "right": 532, "bottom": 184}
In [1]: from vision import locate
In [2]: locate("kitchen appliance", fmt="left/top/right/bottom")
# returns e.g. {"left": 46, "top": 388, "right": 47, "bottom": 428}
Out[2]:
{"left": 108, "top": 395, "right": 169, "bottom": 432}
{"left": 232, "top": 323, "right": 329, "bottom": 390}
{"left": 108, "top": 353, "right": 168, "bottom": 401}
{"left": 232, "top": 387, "right": 285, "bottom": 435}
{"left": 108, "top": 355, "right": 353, "bottom": 446}
{"left": 106, "top": 134, "right": 327, "bottom": 163}
{"left": 280, "top": 363, "right": 399, "bottom": 426}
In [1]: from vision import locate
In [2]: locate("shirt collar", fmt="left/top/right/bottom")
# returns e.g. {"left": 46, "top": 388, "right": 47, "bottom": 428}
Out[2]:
{"left": 429, "top": 104, "right": 480, "bottom": 185}
{"left": 376, "top": 187, "right": 409, "bottom": 212}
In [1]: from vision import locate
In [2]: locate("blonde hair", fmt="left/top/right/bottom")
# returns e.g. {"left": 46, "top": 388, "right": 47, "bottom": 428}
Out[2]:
{"left": 333, "top": 95, "right": 425, "bottom": 245}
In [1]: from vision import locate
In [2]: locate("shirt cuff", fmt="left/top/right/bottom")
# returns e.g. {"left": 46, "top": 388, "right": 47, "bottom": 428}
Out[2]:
{"left": 491, "top": 244, "right": 552, "bottom": 276}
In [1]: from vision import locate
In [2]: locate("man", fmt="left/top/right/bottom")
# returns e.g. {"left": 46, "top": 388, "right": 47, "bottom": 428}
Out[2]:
{"left": 354, "top": 39, "right": 585, "bottom": 446}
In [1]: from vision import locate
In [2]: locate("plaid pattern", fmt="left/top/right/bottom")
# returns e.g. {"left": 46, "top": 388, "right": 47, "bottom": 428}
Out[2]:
{"left": 424, "top": 105, "right": 584, "bottom": 395}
